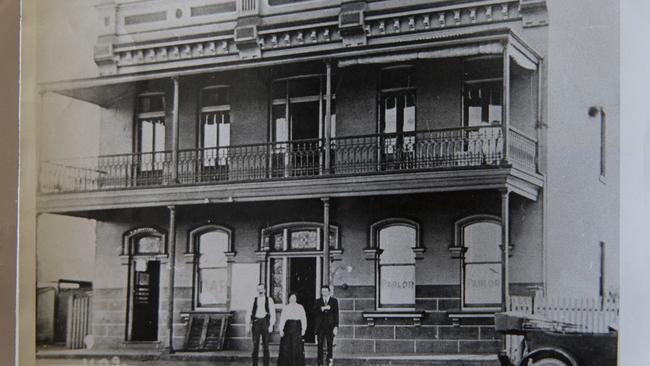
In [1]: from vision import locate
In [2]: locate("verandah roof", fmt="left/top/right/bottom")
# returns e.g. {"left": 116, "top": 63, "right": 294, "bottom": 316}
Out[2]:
{"left": 39, "top": 27, "right": 541, "bottom": 108}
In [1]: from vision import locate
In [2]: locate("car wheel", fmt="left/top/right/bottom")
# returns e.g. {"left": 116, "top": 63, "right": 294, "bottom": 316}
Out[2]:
{"left": 530, "top": 357, "right": 570, "bottom": 366}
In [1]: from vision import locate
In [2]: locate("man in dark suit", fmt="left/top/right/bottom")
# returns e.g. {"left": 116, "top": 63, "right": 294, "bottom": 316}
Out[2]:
{"left": 313, "top": 286, "right": 339, "bottom": 366}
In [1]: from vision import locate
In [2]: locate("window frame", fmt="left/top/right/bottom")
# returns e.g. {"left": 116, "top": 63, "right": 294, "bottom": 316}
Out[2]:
{"left": 369, "top": 218, "right": 421, "bottom": 311}
{"left": 198, "top": 85, "right": 231, "bottom": 170}
{"left": 187, "top": 224, "right": 234, "bottom": 311}
{"left": 453, "top": 215, "right": 503, "bottom": 311}
{"left": 462, "top": 56, "right": 504, "bottom": 128}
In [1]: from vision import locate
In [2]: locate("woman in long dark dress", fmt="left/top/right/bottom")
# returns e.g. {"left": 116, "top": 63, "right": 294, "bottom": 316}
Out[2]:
{"left": 277, "top": 293, "right": 307, "bottom": 366}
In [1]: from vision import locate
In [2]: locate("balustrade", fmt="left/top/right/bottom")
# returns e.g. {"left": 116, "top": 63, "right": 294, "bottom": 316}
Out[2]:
{"left": 39, "top": 126, "right": 537, "bottom": 194}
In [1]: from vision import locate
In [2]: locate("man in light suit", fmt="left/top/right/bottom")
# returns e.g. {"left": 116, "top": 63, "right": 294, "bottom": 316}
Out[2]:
{"left": 313, "top": 286, "right": 339, "bottom": 366}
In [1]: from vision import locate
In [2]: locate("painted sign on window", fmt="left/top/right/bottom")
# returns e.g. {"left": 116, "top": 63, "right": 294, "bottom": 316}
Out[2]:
{"left": 379, "top": 265, "right": 415, "bottom": 306}
{"left": 464, "top": 263, "right": 501, "bottom": 305}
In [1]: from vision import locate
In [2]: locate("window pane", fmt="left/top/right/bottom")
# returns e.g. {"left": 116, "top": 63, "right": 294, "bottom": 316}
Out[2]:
{"left": 198, "top": 267, "right": 228, "bottom": 307}
{"left": 198, "top": 231, "right": 229, "bottom": 268}
{"left": 269, "top": 233, "right": 284, "bottom": 251}
{"left": 464, "top": 222, "right": 501, "bottom": 263}
{"left": 203, "top": 114, "right": 218, "bottom": 149}
{"left": 379, "top": 264, "right": 415, "bottom": 306}
{"left": 218, "top": 122, "right": 230, "bottom": 147}
{"left": 464, "top": 263, "right": 501, "bottom": 305}
{"left": 379, "top": 225, "right": 416, "bottom": 265}
{"left": 202, "top": 87, "right": 229, "bottom": 107}
{"left": 273, "top": 106, "right": 289, "bottom": 142}
{"left": 403, "top": 94, "right": 416, "bottom": 132}
{"left": 154, "top": 121, "right": 165, "bottom": 152}
{"left": 289, "top": 230, "right": 318, "bottom": 250}
{"left": 463, "top": 58, "right": 502, "bottom": 80}
{"left": 381, "top": 67, "right": 414, "bottom": 90}
{"left": 135, "top": 236, "right": 163, "bottom": 254}
{"left": 270, "top": 258, "right": 284, "bottom": 303}
{"left": 384, "top": 97, "right": 397, "bottom": 133}
{"left": 139, "top": 95, "right": 165, "bottom": 113}
{"left": 290, "top": 76, "right": 321, "bottom": 98}
{"left": 140, "top": 121, "right": 154, "bottom": 153}
{"left": 272, "top": 81, "right": 286, "bottom": 100}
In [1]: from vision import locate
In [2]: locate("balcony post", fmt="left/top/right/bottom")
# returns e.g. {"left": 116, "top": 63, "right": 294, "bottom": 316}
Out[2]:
{"left": 501, "top": 42, "right": 511, "bottom": 164}
{"left": 536, "top": 58, "right": 544, "bottom": 173}
{"left": 171, "top": 76, "right": 180, "bottom": 183}
{"left": 500, "top": 189, "right": 510, "bottom": 312}
{"left": 166, "top": 205, "right": 177, "bottom": 352}
{"left": 322, "top": 197, "right": 331, "bottom": 287}
{"left": 324, "top": 60, "right": 333, "bottom": 173}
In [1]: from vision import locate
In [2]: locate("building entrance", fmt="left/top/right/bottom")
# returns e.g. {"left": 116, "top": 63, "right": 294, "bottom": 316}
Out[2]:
{"left": 288, "top": 257, "right": 317, "bottom": 343}
{"left": 130, "top": 260, "right": 160, "bottom": 341}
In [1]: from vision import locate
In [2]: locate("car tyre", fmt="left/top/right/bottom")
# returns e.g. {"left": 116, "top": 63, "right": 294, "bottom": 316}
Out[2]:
{"left": 530, "top": 357, "right": 570, "bottom": 366}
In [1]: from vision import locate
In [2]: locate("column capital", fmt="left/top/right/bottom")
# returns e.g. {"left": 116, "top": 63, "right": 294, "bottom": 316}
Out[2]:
{"left": 499, "top": 188, "right": 511, "bottom": 197}
{"left": 167, "top": 205, "right": 177, "bottom": 211}
{"left": 321, "top": 197, "right": 331, "bottom": 204}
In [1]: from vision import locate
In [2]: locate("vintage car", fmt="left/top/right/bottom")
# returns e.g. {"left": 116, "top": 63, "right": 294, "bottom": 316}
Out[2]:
{"left": 495, "top": 312, "right": 618, "bottom": 366}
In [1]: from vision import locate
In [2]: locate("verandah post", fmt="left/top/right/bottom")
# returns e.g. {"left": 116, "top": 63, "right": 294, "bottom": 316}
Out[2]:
{"left": 166, "top": 205, "right": 177, "bottom": 352}
{"left": 500, "top": 189, "right": 510, "bottom": 312}
{"left": 322, "top": 197, "right": 331, "bottom": 287}
{"left": 324, "top": 60, "right": 333, "bottom": 173}
{"left": 171, "top": 76, "right": 180, "bottom": 183}
{"left": 501, "top": 41, "right": 511, "bottom": 165}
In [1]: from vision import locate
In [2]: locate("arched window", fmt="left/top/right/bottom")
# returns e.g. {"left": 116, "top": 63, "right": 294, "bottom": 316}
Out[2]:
{"left": 370, "top": 219, "right": 420, "bottom": 309}
{"left": 454, "top": 216, "right": 503, "bottom": 309}
{"left": 188, "top": 225, "right": 233, "bottom": 309}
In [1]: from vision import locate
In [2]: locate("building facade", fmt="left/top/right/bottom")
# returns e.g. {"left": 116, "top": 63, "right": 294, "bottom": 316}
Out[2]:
{"left": 38, "top": 0, "right": 556, "bottom": 355}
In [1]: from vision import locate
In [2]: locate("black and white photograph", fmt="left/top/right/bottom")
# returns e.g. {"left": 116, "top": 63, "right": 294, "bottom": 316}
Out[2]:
{"left": 18, "top": 0, "right": 626, "bottom": 365}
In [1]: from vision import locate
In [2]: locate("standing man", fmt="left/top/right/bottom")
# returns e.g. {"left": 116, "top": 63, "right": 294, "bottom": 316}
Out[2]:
{"left": 313, "top": 286, "right": 339, "bottom": 366}
{"left": 246, "top": 283, "right": 276, "bottom": 366}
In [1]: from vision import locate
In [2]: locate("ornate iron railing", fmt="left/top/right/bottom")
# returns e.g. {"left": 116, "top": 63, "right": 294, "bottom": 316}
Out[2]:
{"left": 39, "top": 126, "right": 537, "bottom": 194}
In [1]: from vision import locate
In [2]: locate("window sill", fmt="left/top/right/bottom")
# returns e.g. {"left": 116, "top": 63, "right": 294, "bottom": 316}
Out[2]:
{"left": 180, "top": 310, "right": 232, "bottom": 323}
{"left": 447, "top": 309, "right": 499, "bottom": 326}
{"left": 362, "top": 310, "right": 425, "bottom": 326}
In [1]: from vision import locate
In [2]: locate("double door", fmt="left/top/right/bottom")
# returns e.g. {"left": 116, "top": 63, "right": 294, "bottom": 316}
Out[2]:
{"left": 379, "top": 90, "right": 416, "bottom": 170}
{"left": 271, "top": 76, "right": 335, "bottom": 177}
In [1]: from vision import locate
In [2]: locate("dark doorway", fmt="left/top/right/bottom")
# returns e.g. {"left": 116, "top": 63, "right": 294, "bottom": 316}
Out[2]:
{"left": 290, "top": 101, "right": 320, "bottom": 176}
{"left": 130, "top": 260, "right": 160, "bottom": 341}
{"left": 289, "top": 257, "right": 317, "bottom": 343}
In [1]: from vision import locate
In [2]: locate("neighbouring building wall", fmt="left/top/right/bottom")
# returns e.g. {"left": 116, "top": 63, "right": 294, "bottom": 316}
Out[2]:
{"left": 545, "top": 0, "right": 620, "bottom": 298}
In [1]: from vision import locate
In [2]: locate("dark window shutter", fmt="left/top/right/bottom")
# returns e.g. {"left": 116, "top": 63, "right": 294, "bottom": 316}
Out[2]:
{"left": 183, "top": 314, "right": 230, "bottom": 351}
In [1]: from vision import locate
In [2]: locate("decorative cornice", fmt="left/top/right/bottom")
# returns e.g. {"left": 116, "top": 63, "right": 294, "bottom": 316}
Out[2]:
{"left": 95, "top": 0, "right": 531, "bottom": 74}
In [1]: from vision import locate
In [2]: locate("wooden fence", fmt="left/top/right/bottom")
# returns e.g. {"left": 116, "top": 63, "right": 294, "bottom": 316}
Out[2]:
{"left": 532, "top": 295, "right": 618, "bottom": 333}
{"left": 65, "top": 291, "right": 92, "bottom": 349}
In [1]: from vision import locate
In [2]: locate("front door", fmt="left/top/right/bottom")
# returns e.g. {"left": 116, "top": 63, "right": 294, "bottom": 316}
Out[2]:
{"left": 289, "top": 257, "right": 317, "bottom": 343}
{"left": 130, "top": 260, "right": 160, "bottom": 341}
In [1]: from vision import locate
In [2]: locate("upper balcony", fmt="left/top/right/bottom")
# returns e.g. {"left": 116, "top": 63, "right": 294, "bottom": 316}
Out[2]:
{"left": 39, "top": 20, "right": 546, "bottom": 214}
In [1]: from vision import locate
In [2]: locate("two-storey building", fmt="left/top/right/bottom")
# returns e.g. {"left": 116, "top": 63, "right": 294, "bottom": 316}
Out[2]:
{"left": 38, "top": 0, "right": 552, "bottom": 355}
